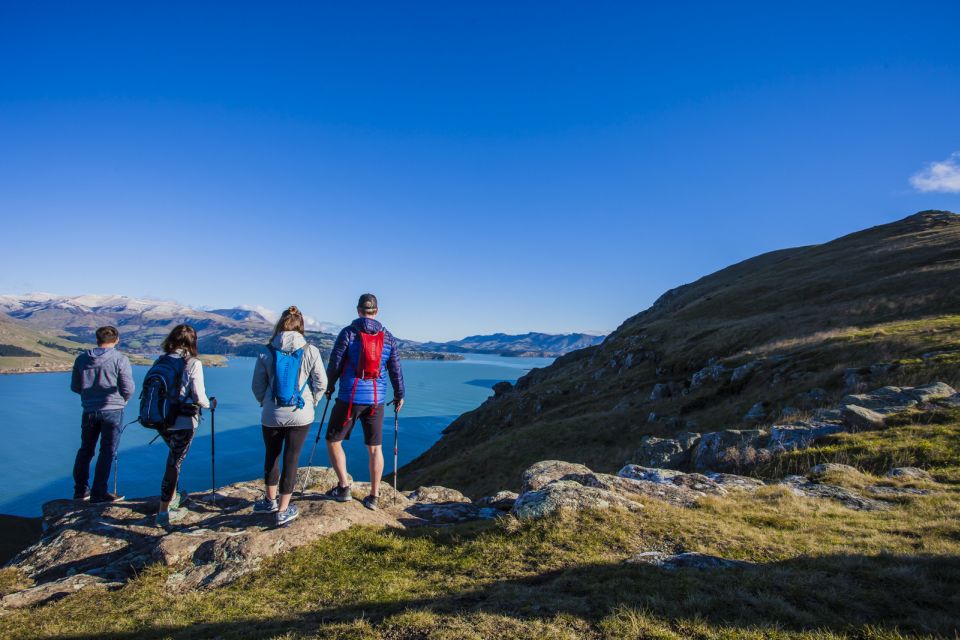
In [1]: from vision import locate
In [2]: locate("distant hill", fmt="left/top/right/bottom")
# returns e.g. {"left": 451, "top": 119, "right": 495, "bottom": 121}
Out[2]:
{"left": 0, "top": 294, "right": 455, "bottom": 367}
{"left": 422, "top": 332, "right": 605, "bottom": 357}
{"left": 399, "top": 211, "right": 960, "bottom": 497}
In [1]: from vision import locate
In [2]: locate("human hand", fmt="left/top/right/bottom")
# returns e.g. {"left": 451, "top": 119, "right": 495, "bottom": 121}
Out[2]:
{"left": 393, "top": 398, "right": 404, "bottom": 413}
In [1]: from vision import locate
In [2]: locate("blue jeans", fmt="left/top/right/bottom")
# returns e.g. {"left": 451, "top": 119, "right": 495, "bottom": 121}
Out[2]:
{"left": 73, "top": 409, "right": 124, "bottom": 497}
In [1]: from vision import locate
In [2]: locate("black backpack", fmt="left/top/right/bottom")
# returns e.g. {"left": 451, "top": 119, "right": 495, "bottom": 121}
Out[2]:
{"left": 138, "top": 355, "right": 187, "bottom": 430}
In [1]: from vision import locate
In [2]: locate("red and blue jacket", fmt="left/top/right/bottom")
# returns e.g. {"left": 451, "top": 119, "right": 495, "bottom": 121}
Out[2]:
{"left": 326, "top": 317, "right": 405, "bottom": 406}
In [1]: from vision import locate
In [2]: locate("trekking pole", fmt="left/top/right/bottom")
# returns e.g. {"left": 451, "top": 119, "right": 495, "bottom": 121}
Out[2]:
{"left": 393, "top": 402, "right": 400, "bottom": 506}
{"left": 210, "top": 397, "right": 217, "bottom": 507}
{"left": 299, "top": 395, "right": 332, "bottom": 496}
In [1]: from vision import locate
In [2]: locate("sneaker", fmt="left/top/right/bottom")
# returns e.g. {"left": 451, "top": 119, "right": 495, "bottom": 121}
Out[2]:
{"left": 324, "top": 485, "right": 353, "bottom": 502}
{"left": 253, "top": 496, "right": 279, "bottom": 513}
{"left": 169, "top": 491, "right": 180, "bottom": 510}
{"left": 90, "top": 492, "right": 124, "bottom": 504}
{"left": 362, "top": 494, "right": 379, "bottom": 511}
{"left": 155, "top": 507, "right": 188, "bottom": 527}
{"left": 276, "top": 504, "right": 300, "bottom": 526}
{"left": 73, "top": 488, "right": 90, "bottom": 501}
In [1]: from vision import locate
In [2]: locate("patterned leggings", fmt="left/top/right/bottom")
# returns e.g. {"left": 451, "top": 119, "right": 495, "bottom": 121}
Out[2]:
{"left": 160, "top": 428, "right": 195, "bottom": 502}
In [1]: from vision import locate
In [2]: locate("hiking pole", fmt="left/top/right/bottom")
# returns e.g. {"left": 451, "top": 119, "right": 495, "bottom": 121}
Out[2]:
{"left": 210, "top": 397, "right": 217, "bottom": 507}
{"left": 299, "top": 395, "right": 333, "bottom": 496}
{"left": 392, "top": 401, "right": 400, "bottom": 506}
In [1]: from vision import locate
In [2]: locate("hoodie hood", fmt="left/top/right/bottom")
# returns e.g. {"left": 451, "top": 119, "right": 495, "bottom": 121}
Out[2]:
{"left": 271, "top": 331, "right": 308, "bottom": 352}
{"left": 351, "top": 317, "right": 384, "bottom": 335}
{"left": 86, "top": 347, "right": 114, "bottom": 360}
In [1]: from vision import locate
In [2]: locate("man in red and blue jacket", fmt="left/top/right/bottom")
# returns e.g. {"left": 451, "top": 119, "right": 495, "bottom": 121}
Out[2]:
{"left": 324, "top": 293, "right": 405, "bottom": 510}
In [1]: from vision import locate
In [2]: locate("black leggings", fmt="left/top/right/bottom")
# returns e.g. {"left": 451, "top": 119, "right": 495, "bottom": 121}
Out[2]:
{"left": 262, "top": 424, "right": 310, "bottom": 495}
{"left": 160, "top": 428, "right": 195, "bottom": 502}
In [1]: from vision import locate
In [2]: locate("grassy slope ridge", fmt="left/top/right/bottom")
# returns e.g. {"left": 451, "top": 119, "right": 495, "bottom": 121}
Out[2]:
{"left": 0, "top": 315, "right": 95, "bottom": 372}
{"left": 2, "top": 411, "right": 959, "bottom": 639}
{"left": 399, "top": 211, "right": 960, "bottom": 497}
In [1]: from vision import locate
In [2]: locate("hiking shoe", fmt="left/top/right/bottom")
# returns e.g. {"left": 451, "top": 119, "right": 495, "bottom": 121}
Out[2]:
{"left": 362, "top": 495, "right": 379, "bottom": 511}
{"left": 73, "top": 488, "right": 90, "bottom": 501}
{"left": 169, "top": 491, "right": 180, "bottom": 510}
{"left": 90, "top": 492, "right": 124, "bottom": 504}
{"left": 276, "top": 504, "right": 300, "bottom": 527}
{"left": 155, "top": 508, "right": 187, "bottom": 528}
{"left": 253, "top": 496, "right": 279, "bottom": 513}
{"left": 324, "top": 485, "right": 352, "bottom": 502}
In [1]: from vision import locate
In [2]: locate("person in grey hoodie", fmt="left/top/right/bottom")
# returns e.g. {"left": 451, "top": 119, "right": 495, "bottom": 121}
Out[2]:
{"left": 70, "top": 325, "right": 135, "bottom": 503}
{"left": 251, "top": 306, "right": 327, "bottom": 526}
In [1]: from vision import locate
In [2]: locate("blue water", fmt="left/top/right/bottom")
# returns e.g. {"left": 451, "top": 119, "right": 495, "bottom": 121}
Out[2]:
{"left": 0, "top": 354, "right": 553, "bottom": 516}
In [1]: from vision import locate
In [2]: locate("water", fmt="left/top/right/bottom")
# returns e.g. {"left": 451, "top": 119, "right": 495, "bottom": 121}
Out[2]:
{"left": 0, "top": 354, "right": 553, "bottom": 516}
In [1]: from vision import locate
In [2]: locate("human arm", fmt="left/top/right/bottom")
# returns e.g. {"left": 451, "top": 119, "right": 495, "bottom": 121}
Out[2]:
{"left": 188, "top": 360, "right": 210, "bottom": 409}
{"left": 324, "top": 328, "right": 350, "bottom": 397}
{"left": 385, "top": 331, "right": 405, "bottom": 405}
{"left": 308, "top": 347, "right": 328, "bottom": 406}
{"left": 118, "top": 355, "right": 135, "bottom": 402}
{"left": 70, "top": 356, "right": 83, "bottom": 394}
{"left": 252, "top": 350, "right": 269, "bottom": 405}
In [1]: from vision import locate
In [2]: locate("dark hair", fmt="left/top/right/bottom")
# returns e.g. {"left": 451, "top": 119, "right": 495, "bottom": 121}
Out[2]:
{"left": 95, "top": 326, "right": 119, "bottom": 345}
{"left": 271, "top": 305, "right": 305, "bottom": 341}
{"left": 357, "top": 293, "right": 378, "bottom": 314}
{"left": 162, "top": 324, "right": 198, "bottom": 358}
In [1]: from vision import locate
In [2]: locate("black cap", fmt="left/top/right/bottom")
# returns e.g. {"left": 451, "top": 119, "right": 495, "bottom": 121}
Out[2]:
{"left": 357, "top": 293, "right": 378, "bottom": 313}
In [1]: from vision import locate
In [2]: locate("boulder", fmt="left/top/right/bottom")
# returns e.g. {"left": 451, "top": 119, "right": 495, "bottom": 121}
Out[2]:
{"left": 677, "top": 431, "right": 702, "bottom": 450}
{"left": 703, "top": 473, "right": 766, "bottom": 491}
{"left": 768, "top": 421, "right": 845, "bottom": 451}
{"left": 691, "top": 363, "right": 726, "bottom": 388}
{"left": 779, "top": 476, "right": 889, "bottom": 511}
{"left": 730, "top": 361, "right": 759, "bottom": 383}
{"left": 743, "top": 402, "right": 769, "bottom": 423}
{"left": 691, "top": 429, "right": 766, "bottom": 471}
{"left": 407, "top": 486, "right": 471, "bottom": 504}
{"left": 807, "top": 463, "right": 859, "bottom": 480}
{"left": 649, "top": 383, "right": 672, "bottom": 400}
{"left": 841, "top": 405, "right": 886, "bottom": 431}
{"left": 841, "top": 386, "right": 917, "bottom": 415}
{"left": 520, "top": 460, "right": 597, "bottom": 494}
{"left": 510, "top": 480, "right": 643, "bottom": 519}
{"left": 475, "top": 491, "right": 519, "bottom": 511}
{"left": 903, "top": 382, "right": 957, "bottom": 404}
{"left": 631, "top": 436, "right": 691, "bottom": 468}
{"left": 617, "top": 465, "right": 685, "bottom": 483}
{"left": 885, "top": 467, "right": 933, "bottom": 481}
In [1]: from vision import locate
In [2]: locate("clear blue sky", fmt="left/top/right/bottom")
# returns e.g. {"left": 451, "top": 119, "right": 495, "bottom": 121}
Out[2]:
{"left": 2, "top": 2, "right": 959, "bottom": 341}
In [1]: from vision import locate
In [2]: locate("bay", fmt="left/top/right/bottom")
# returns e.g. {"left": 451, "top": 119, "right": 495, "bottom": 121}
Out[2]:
{"left": 0, "top": 353, "right": 553, "bottom": 516}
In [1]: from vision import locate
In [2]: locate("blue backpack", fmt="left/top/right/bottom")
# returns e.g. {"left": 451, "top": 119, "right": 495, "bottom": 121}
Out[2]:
{"left": 139, "top": 355, "right": 187, "bottom": 429}
{"left": 268, "top": 345, "right": 308, "bottom": 410}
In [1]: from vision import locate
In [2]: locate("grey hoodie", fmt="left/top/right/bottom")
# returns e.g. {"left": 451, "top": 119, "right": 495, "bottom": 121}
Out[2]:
{"left": 71, "top": 347, "right": 135, "bottom": 411}
{"left": 252, "top": 332, "right": 327, "bottom": 427}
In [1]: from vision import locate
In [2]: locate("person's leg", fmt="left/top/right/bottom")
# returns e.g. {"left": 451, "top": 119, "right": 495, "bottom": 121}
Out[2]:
{"left": 325, "top": 400, "right": 353, "bottom": 489}
{"left": 91, "top": 410, "right": 123, "bottom": 497}
{"left": 361, "top": 404, "right": 385, "bottom": 497}
{"left": 262, "top": 426, "right": 284, "bottom": 500}
{"left": 367, "top": 445, "right": 384, "bottom": 497}
{"left": 277, "top": 424, "right": 310, "bottom": 511}
{"left": 159, "top": 429, "right": 195, "bottom": 512}
{"left": 72, "top": 412, "right": 99, "bottom": 496}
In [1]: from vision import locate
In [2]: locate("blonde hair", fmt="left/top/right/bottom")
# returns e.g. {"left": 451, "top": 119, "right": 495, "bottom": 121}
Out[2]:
{"left": 271, "top": 305, "right": 305, "bottom": 340}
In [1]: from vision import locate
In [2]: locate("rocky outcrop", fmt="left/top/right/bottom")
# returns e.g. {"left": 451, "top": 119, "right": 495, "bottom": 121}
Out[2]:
{"left": 885, "top": 467, "right": 932, "bottom": 481}
{"left": 520, "top": 460, "right": 596, "bottom": 493}
{"left": 2, "top": 468, "right": 499, "bottom": 610}
{"left": 511, "top": 480, "right": 643, "bottom": 519}
{"left": 632, "top": 434, "right": 698, "bottom": 468}
{"left": 691, "top": 429, "right": 767, "bottom": 471}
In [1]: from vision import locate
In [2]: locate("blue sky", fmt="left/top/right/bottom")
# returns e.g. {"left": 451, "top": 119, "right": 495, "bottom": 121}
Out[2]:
{"left": 1, "top": 2, "right": 959, "bottom": 341}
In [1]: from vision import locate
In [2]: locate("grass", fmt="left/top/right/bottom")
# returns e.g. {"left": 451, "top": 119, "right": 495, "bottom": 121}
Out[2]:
{"left": 4, "top": 417, "right": 960, "bottom": 639}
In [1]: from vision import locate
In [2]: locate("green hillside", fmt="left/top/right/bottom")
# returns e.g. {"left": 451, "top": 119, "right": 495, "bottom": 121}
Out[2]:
{"left": 399, "top": 211, "right": 960, "bottom": 497}
{"left": 3, "top": 410, "right": 959, "bottom": 639}
{"left": 0, "top": 315, "right": 93, "bottom": 373}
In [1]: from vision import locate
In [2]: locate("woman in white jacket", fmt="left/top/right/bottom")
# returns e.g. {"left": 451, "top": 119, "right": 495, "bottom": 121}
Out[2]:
{"left": 156, "top": 324, "right": 210, "bottom": 527}
{"left": 251, "top": 306, "right": 327, "bottom": 526}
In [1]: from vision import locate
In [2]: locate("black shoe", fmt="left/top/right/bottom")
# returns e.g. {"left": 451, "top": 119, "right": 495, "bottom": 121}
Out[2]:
{"left": 90, "top": 492, "right": 124, "bottom": 504}
{"left": 73, "top": 488, "right": 90, "bottom": 501}
{"left": 362, "top": 495, "right": 379, "bottom": 511}
{"left": 324, "top": 485, "right": 352, "bottom": 502}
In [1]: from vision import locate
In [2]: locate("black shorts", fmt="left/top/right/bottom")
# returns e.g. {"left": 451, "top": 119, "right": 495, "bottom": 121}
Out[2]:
{"left": 326, "top": 399, "right": 385, "bottom": 446}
